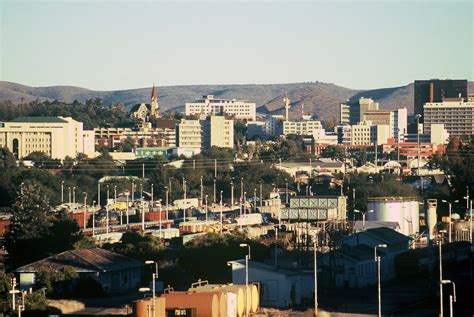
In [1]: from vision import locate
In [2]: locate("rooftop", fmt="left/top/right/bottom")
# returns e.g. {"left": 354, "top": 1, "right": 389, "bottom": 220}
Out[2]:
{"left": 364, "top": 227, "right": 412, "bottom": 244}
{"left": 9, "top": 117, "right": 68, "bottom": 123}
{"left": 14, "top": 248, "right": 142, "bottom": 273}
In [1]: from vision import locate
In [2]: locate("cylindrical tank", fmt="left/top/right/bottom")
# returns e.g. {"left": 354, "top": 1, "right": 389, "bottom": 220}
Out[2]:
{"left": 162, "top": 291, "right": 219, "bottom": 317}
{"left": 222, "top": 285, "right": 246, "bottom": 317}
{"left": 189, "top": 284, "right": 243, "bottom": 317}
{"left": 249, "top": 284, "right": 259, "bottom": 313}
{"left": 133, "top": 298, "right": 165, "bottom": 317}
{"left": 187, "top": 286, "right": 227, "bottom": 317}
{"left": 367, "top": 197, "right": 420, "bottom": 236}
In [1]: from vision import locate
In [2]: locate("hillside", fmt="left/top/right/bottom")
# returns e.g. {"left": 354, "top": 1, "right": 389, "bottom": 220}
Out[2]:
{"left": 1, "top": 81, "right": 473, "bottom": 122}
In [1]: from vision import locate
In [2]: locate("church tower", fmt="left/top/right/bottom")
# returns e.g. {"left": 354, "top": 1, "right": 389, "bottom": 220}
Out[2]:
{"left": 150, "top": 84, "right": 160, "bottom": 118}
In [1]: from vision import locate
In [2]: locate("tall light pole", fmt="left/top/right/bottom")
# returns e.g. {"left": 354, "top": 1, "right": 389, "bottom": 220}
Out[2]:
{"left": 439, "top": 230, "right": 447, "bottom": 317}
{"left": 92, "top": 200, "right": 96, "bottom": 236}
{"left": 97, "top": 182, "right": 100, "bottom": 208}
{"left": 125, "top": 190, "right": 130, "bottom": 225}
{"left": 442, "top": 200, "right": 458, "bottom": 243}
{"left": 141, "top": 196, "right": 145, "bottom": 232}
{"left": 200, "top": 176, "right": 203, "bottom": 206}
{"left": 374, "top": 244, "right": 387, "bottom": 317}
{"left": 213, "top": 179, "right": 216, "bottom": 204}
{"left": 151, "top": 183, "right": 154, "bottom": 209}
{"left": 259, "top": 181, "right": 263, "bottom": 209}
{"left": 239, "top": 197, "right": 243, "bottom": 230}
{"left": 61, "top": 181, "right": 64, "bottom": 205}
{"left": 314, "top": 238, "right": 318, "bottom": 317}
{"left": 114, "top": 185, "right": 117, "bottom": 207}
{"left": 253, "top": 188, "right": 257, "bottom": 212}
{"left": 240, "top": 177, "right": 244, "bottom": 201}
{"left": 72, "top": 186, "right": 76, "bottom": 211}
{"left": 441, "top": 280, "right": 456, "bottom": 317}
{"left": 415, "top": 114, "right": 422, "bottom": 193}
{"left": 354, "top": 209, "right": 374, "bottom": 230}
{"left": 240, "top": 243, "right": 251, "bottom": 317}
{"left": 231, "top": 181, "right": 234, "bottom": 206}
{"left": 165, "top": 186, "right": 169, "bottom": 221}
{"left": 68, "top": 186, "right": 71, "bottom": 204}
{"left": 82, "top": 192, "right": 87, "bottom": 230}
{"left": 285, "top": 179, "right": 289, "bottom": 204}
{"left": 205, "top": 194, "right": 209, "bottom": 222}
{"left": 220, "top": 190, "right": 224, "bottom": 234}
{"left": 145, "top": 260, "right": 158, "bottom": 317}
{"left": 183, "top": 178, "right": 187, "bottom": 223}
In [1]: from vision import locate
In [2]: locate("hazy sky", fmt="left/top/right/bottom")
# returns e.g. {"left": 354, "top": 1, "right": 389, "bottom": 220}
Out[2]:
{"left": 1, "top": 0, "right": 473, "bottom": 90}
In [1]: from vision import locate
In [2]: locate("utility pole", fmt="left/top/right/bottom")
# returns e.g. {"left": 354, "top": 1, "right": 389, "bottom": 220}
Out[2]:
{"left": 214, "top": 159, "right": 217, "bottom": 178}
{"left": 259, "top": 182, "right": 263, "bottom": 209}
{"left": 213, "top": 179, "right": 217, "bottom": 204}
{"left": 142, "top": 163, "right": 145, "bottom": 179}
{"left": 200, "top": 176, "right": 203, "bottom": 206}
{"left": 314, "top": 239, "right": 318, "bottom": 317}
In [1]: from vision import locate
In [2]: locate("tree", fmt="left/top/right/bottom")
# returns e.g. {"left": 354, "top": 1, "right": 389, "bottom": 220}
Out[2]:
{"left": 25, "top": 152, "right": 61, "bottom": 169}
{"left": 5, "top": 183, "right": 54, "bottom": 266}
{"left": 0, "top": 147, "right": 17, "bottom": 206}
{"left": 35, "top": 266, "right": 78, "bottom": 297}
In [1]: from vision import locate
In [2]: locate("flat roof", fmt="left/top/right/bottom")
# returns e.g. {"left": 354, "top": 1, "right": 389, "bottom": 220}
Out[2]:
{"left": 9, "top": 117, "right": 68, "bottom": 123}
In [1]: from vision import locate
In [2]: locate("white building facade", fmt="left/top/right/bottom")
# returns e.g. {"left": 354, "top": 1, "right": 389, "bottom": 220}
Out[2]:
{"left": 0, "top": 116, "right": 94, "bottom": 160}
{"left": 185, "top": 95, "right": 256, "bottom": 121}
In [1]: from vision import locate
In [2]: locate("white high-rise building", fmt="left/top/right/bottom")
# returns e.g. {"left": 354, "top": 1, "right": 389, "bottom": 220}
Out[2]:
{"left": 351, "top": 121, "right": 389, "bottom": 146}
{"left": 424, "top": 98, "right": 474, "bottom": 137}
{"left": 177, "top": 119, "right": 202, "bottom": 149}
{"left": 185, "top": 95, "right": 256, "bottom": 121}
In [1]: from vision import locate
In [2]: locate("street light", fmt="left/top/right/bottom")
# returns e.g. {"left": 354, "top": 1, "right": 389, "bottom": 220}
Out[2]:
{"left": 61, "top": 181, "right": 64, "bottom": 205}
{"left": 442, "top": 200, "right": 459, "bottom": 243}
{"left": 374, "top": 244, "right": 387, "bottom": 317}
{"left": 145, "top": 260, "right": 158, "bottom": 317}
{"left": 441, "top": 280, "right": 456, "bottom": 317}
{"left": 438, "top": 229, "right": 447, "bottom": 317}
{"left": 314, "top": 237, "right": 318, "bottom": 317}
{"left": 124, "top": 190, "right": 130, "bottom": 225}
{"left": 205, "top": 194, "right": 209, "bottom": 222}
{"left": 220, "top": 190, "right": 224, "bottom": 234}
{"left": 82, "top": 192, "right": 87, "bottom": 230}
{"left": 354, "top": 209, "right": 374, "bottom": 230}
{"left": 240, "top": 243, "right": 251, "bottom": 317}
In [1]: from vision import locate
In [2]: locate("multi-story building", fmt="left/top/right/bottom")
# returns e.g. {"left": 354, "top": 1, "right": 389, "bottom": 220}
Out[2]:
{"left": 392, "top": 108, "right": 408, "bottom": 142}
{"left": 177, "top": 119, "right": 202, "bottom": 149}
{"left": 336, "top": 125, "right": 352, "bottom": 145}
{"left": 0, "top": 116, "right": 94, "bottom": 159}
{"left": 350, "top": 121, "right": 389, "bottom": 146}
{"left": 282, "top": 116, "right": 323, "bottom": 136}
{"left": 340, "top": 97, "right": 379, "bottom": 125}
{"left": 94, "top": 121, "right": 176, "bottom": 149}
{"left": 201, "top": 116, "right": 234, "bottom": 149}
{"left": 185, "top": 95, "right": 256, "bottom": 121}
{"left": 414, "top": 79, "right": 468, "bottom": 119}
{"left": 423, "top": 98, "right": 474, "bottom": 137}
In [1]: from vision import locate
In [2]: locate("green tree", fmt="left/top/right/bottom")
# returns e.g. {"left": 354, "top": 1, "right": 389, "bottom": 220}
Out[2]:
{"left": 35, "top": 266, "right": 78, "bottom": 297}
{"left": 0, "top": 147, "right": 18, "bottom": 206}
{"left": 5, "top": 183, "right": 54, "bottom": 266}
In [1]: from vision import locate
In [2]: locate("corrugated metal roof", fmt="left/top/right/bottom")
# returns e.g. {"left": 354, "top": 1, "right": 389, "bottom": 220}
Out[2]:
{"left": 14, "top": 248, "right": 142, "bottom": 273}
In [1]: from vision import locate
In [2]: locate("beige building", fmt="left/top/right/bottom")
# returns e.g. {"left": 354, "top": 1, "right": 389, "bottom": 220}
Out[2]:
{"left": 203, "top": 116, "right": 234, "bottom": 149}
{"left": 177, "top": 119, "right": 202, "bottom": 149}
{"left": 423, "top": 98, "right": 474, "bottom": 137}
{"left": 0, "top": 116, "right": 94, "bottom": 160}
{"left": 351, "top": 121, "right": 390, "bottom": 146}
{"left": 340, "top": 97, "right": 379, "bottom": 125}
{"left": 283, "top": 117, "right": 323, "bottom": 136}
{"left": 185, "top": 95, "right": 256, "bottom": 121}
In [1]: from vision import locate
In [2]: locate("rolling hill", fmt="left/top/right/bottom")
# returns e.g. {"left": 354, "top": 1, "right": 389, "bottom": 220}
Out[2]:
{"left": 1, "top": 81, "right": 472, "bottom": 122}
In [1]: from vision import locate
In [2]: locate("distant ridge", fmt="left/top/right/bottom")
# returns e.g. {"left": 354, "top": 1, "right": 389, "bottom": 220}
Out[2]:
{"left": 1, "top": 81, "right": 473, "bottom": 122}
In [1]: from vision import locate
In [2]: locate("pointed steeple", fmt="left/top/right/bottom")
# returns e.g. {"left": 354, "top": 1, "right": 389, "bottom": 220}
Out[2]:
{"left": 151, "top": 84, "right": 157, "bottom": 101}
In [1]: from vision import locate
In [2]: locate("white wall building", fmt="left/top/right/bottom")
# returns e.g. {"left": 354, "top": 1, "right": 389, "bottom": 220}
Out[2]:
{"left": 282, "top": 118, "right": 323, "bottom": 136}
{"left": 185, "top": 95, "right": 256, "bottom": 121}
{"left": 177, "top": 119, "right": 202, "bottom": 149}
{"left": 0, "top": 116, "right": 94, "bottom": 160}
{"left": 423, "top": 98, "right": 474, "bottom": 137}
{"left": 202, "top": 116, "right": 234, "bottom": 149}
{"left": 351, "top": 121, "right": 389, "bottom": 145}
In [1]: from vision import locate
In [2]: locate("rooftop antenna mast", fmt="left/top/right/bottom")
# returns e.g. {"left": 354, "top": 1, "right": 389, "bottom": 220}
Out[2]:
{"left": 283, "top": 94, "right": 290, "bottom": 122}
{"left": 301, "top": 103, "right": 305, "bottom": 119}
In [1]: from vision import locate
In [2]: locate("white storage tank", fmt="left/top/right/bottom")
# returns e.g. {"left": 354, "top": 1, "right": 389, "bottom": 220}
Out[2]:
{"left": 367, "top": 197, "right": 420, "bottom": 236}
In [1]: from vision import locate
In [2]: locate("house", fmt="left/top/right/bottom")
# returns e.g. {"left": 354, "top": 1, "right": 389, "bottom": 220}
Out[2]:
{"left": 328, "top": 227, "right": 412, "bottom": 285}
{"left": 14, "top": 248, "right": 142, "bottom": 293}
{"left": 227, "top": 260, "right": 313, "bottom": 309}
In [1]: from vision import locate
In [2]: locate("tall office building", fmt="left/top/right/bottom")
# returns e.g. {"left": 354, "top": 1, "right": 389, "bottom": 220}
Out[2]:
{"left": 201, "top": 116, "right": 234, "bottom": 149}
{"left": 423, "top": 98, "right": 474, "bottom": 137}
{"left": 340, "top": 97, "right": 379, "bottom": 125}
{"left": 414, "top": 79, "right": 468, "bottom": 119}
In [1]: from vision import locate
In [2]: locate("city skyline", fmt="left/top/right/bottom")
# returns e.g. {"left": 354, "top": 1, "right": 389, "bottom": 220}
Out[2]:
{"left": 1, "top": 1, "right": 473, "bottom": 91}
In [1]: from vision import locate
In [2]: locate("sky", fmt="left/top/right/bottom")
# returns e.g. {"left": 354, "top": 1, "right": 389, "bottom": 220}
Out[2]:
{"left": 1, "top": 0, "right": 473, "bottom": 91}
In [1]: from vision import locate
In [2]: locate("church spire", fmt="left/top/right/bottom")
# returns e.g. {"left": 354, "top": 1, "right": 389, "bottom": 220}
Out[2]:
{"left": 151, "top": 84, "right": 157, "bottom": 101}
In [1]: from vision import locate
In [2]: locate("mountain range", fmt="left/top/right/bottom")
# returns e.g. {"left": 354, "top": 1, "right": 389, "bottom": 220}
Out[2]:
{"left": 1, "top": 81, "right": 472, "bottom": 122}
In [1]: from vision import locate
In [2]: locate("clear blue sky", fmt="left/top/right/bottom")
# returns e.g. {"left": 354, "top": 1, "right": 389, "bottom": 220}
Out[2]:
{"left": 1, "top": 1, "right": 472, "bottom": 90}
